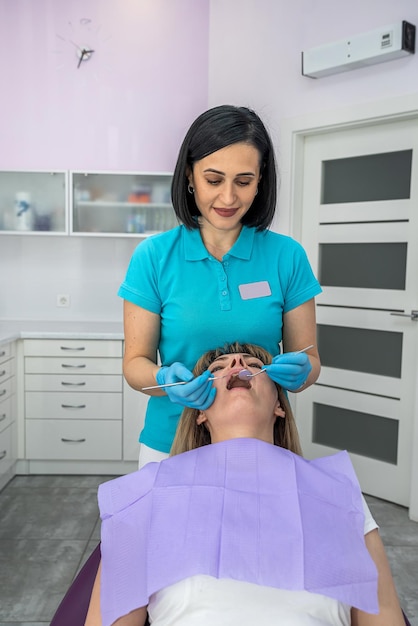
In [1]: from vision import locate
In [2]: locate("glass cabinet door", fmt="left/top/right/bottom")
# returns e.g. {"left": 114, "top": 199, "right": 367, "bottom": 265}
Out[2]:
{"left": 0, "top": 171, "right": 67, "bottom": 234}
{"left": 71, "top": 171, "right": 177, "bottom": 236}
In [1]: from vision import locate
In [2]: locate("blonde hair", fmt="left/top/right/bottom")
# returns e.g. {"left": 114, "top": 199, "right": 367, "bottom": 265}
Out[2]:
{"left": 171, "top": 342, "right": 302, "bottom": 457}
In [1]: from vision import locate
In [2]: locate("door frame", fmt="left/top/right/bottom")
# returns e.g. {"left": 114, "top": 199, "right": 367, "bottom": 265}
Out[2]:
{"left": 280, "top": 93, "right": 418, "bottom": 521}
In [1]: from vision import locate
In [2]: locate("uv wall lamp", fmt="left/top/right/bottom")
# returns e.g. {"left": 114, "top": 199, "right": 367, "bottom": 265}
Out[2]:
{"left": 302, "top": 20, "right": 415, "bottom": 78}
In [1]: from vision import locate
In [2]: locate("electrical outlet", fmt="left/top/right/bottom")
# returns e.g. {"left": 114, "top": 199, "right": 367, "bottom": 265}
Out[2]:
{"left": 57, "top": 294, "right": 70, "bottom": 307}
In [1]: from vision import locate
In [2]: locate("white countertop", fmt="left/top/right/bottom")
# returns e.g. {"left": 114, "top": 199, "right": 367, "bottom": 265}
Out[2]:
{"left": 0, "top": 320, "right": 124, "bottom": 345}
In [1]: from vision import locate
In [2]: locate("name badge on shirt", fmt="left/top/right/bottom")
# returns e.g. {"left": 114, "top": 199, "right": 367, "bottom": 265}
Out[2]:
{"left": 239, "top": 281, "right": 272, "bottom": 300}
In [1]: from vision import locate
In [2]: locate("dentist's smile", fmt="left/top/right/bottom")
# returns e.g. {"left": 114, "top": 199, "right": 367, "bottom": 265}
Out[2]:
{"left": 213, "top": 207, "right": 240, "bottom": 218}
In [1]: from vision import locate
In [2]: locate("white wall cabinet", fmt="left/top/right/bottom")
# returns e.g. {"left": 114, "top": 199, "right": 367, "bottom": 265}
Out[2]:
{"left": 0, "top": 171, "right": 68, "bottom": 234}
{"left": 0, "top": 170, "right": 176, "bottom": 238}
{"left": 0, "top": 342, "right": 17, "bottom": 491}
{"left": 71, "top": 171, "right": 177, "bottom": 237}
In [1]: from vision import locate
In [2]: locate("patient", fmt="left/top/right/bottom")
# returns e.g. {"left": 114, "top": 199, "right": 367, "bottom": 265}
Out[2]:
{"left": 85, "top": 342, "right": 405, "bottom": 626}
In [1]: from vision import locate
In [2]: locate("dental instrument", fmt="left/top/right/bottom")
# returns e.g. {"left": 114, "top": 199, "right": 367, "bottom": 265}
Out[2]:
{"left": 142, "top": 345, "right": 314, "bottom": 390}
{"left": 237, "top": 345, "right": 314, "bottom": 380}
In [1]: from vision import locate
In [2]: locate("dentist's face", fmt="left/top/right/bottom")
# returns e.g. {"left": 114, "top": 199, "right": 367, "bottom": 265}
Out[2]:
{"left": 188, "top": 142, "right": 261, "bottom": 235}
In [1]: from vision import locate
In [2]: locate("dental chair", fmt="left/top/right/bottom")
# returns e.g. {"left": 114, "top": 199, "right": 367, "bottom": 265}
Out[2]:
{"left": 50, "top": 543, "right": 105, "bottom": 626}
{"left": 49, "top": 543, "right": 411, "bottom": 626}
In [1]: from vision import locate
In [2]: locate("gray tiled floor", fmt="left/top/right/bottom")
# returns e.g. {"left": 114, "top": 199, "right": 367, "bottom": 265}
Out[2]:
{"left": 0, "top": 475, "right": 107, "bottom": 626}
{"left": 0, "top": 475, "right": 417, "bottom": 626}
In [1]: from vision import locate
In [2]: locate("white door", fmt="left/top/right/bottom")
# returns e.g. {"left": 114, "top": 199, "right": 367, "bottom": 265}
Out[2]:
{"left": 294, "top": 117, "right": 418, "bottom": 516}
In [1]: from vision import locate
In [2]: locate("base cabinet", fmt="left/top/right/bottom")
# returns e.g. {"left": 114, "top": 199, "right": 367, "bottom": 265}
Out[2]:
{"left": 25, "top": 419, "right": 122, "bottom": 461}
{"left": 0, "top": 334, "right": 149, "bottom": 483}
{"left": 123, "top": 379, "right": 147, "bottom": 462}
{"left": 22, "top": 338, "right": 132, "bottom": 472}
{"left": 0, "top": 342, "right": 17, "bottom": 491}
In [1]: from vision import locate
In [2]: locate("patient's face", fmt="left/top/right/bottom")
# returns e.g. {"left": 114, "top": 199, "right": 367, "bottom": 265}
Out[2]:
{"left": 197, "top": 352, "right": 284, "bottom": 438}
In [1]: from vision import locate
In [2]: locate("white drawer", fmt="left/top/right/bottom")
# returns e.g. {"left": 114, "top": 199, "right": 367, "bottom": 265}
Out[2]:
{"left": 0, "top": 396, "right": 13, "bottom": 433}
{"left": 25, "top": 356, "right": 122, "bottom": 375}
{"left": 0, "top": 424, "right": 13, "bottom": 475}
{"left": 0, "top": 378, "right": 14, "bottom": 404}
{"left": 0, "top": 357, "right": 14, "bottom": 384}
{"left": 25, "top": 391, "right": 122, "bottom": 420}
{"left": 25, "top": 419, "right": 122, "bottom": 460}
{"left": 24, "top": 339, "right": 122, "bottom": 358}
{"left": 25, "top": 374, "right": 122, "bottom": 393}
{"left": 0, "top": 343, "right": 11, "bottom": 362}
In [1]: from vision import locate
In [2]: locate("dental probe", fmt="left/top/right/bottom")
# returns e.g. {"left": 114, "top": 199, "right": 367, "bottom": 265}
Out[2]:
{"left": 237, "top": 344, "right": 314, "bottom": 380}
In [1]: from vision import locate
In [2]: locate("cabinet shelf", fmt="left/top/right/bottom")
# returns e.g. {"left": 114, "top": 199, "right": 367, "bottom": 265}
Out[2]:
{"left": 76, "top": 201, "right": 173, "bottom": 209}
{"left": 76, "top": 200, "right": 173, "bottom": 211}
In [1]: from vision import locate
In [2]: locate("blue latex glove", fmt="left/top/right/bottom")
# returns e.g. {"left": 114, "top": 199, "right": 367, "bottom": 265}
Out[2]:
{"left": 156, "top": 362, "right": 216, "bottom": 409}
{"left": 263, "top": 352, "right": 312, "bottom": 391}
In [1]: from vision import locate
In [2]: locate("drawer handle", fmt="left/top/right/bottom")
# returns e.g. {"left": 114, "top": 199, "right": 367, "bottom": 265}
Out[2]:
{"left": 61, "top": 364, "right": 86, "bottom": 369}
{"left": 0, "top": 390, "right": 6, "bottom": 397}
{"left": 60, "top": 346, "right": 86, "bottom": 351}
{"left": 0, "top": 370, "right": 6, "bottom": 377}
{"left": 0, "top": 450, "right": 7, "bottom": 460}
{"left": 0, "top": 351, "right": 5, "bottom": 358}
{"left": 61, "top": 381, "right": 86, "bottom": 386}
{"left": 61, "top": 438, "right": 86, "bottom": 443}
{"left": 0, "top": 414, "right": 6, "bottom": 421}
{"left": 61, "top": 404, "right": 87, "bottom": 409}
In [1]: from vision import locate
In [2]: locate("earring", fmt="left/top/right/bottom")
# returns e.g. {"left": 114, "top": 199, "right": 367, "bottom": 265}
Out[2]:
{"left": 187, "top": 184, "right": 194, "bottom": 194}
{"left": 255, "top": 187, "right": 259, "bottom": 196}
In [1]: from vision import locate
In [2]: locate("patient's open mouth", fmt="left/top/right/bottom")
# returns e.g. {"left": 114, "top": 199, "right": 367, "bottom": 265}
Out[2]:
{"left": 226, "top": 375, "right": 251, "bottom": 391}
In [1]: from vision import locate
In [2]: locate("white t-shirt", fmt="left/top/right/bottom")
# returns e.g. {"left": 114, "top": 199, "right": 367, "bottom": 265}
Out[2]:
{"left": 147, "top": 496, "right": 377, "bottom": 626}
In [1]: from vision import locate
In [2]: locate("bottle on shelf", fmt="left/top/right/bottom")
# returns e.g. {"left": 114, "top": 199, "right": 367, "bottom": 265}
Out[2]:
{"left": 14, "top": 192, "right": 34, "bottom": 231}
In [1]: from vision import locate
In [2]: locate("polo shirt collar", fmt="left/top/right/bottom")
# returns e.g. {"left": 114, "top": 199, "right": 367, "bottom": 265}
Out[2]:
{"left": 183, "top": 225, "right": 255, "bottom": 261}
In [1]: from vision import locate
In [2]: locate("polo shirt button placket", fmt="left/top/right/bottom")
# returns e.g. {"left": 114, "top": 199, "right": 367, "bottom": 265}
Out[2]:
{"left": 218, "top": 261, "right": 231, "bottom": 311}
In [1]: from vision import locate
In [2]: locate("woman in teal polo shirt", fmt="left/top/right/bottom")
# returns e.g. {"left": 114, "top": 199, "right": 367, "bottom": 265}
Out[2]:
{"left": 118, "top": 105, "right": 322, "bottom": 465}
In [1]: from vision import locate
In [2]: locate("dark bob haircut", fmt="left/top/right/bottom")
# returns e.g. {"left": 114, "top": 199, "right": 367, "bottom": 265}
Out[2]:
{"left": 171, "top": 105, "right": 278, "bottom": 231}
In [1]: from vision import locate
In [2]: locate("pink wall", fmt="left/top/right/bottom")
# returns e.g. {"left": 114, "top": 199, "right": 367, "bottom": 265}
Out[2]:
{"left": 209, "top": 0, "right": 418, "bottom": 124}
{"left": 208, "top": 0, "right": 418, "bottom": 235}
{"left": 0, "top": 0, "right": 209, "bottom": 172}
{"left": 209, "top": 0, "right": 418, "bottom": 128}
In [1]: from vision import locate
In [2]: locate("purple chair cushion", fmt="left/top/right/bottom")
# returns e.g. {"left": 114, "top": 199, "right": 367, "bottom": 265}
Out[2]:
{"left": 403, "top": 610, "right": 412, "bottom": 626}
{"left": 49, "top": 542, "right": 150, "bottom": 626}
{"left": 50, "top": 543, "right": 101, "bottom": 626}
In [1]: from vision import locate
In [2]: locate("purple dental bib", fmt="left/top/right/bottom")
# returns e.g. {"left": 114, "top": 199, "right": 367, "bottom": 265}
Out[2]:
{"left": 99, "top": 438, "right": 378, "bottom": 626}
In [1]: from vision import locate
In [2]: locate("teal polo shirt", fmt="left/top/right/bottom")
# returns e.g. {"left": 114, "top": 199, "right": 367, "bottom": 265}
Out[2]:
{"left": 118, "top": 225, "right": 321, "bottom": 452}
